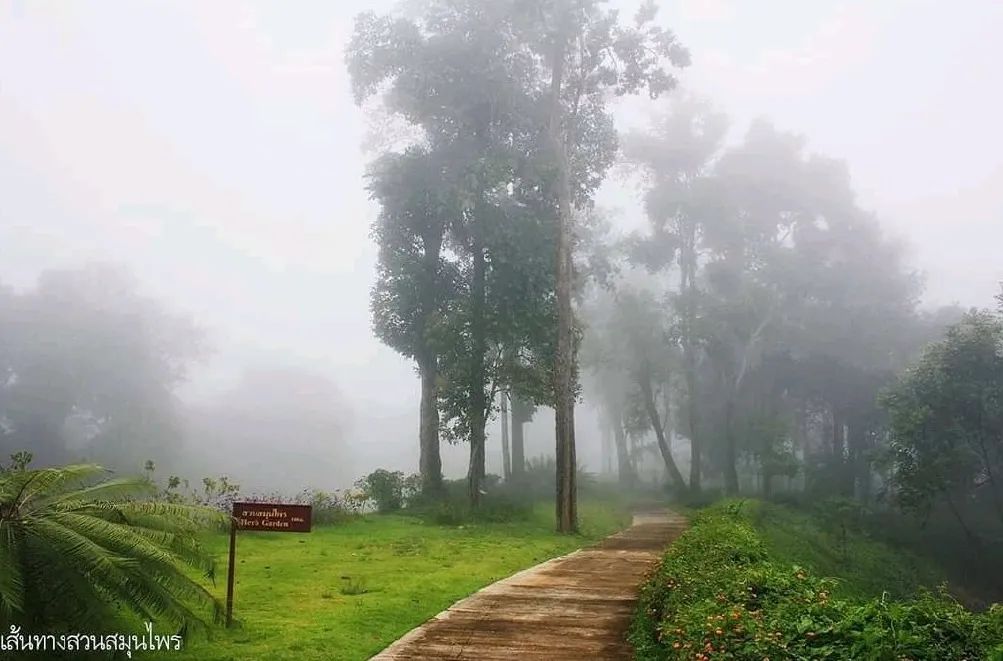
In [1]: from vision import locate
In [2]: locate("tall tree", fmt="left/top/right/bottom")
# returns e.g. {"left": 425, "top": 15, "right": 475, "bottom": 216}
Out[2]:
{"left": 367, "top": 147, "right": 463, "bottom": 496}
{"left": 349, "top": 1, "right": 557, "bottom": 507}
{"left": 531, "top": 0, "right": 689, "bottom": 530}
{"left": 625, "top": 97, "right": 727, "bottom": 494}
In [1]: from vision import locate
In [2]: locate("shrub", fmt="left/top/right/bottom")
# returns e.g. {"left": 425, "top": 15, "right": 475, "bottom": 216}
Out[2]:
{"left": 355, "top": 469, "right": 420, "bottom": 513}
{"left": 235, "top": 488, "right": 363, "bottom": 525}
{"left": 146, "top": 461, "right": 362, "bottom": 526}
{"left": 0, "top": 462, "right": 225, "bottom": 635}
{"left": 144, "top": 462, "right": 241, "bottom": 512}
{"left": 301, "top": 489, "right": 358, "bottom": 525}
{"left": 631, "top": 501, "right": 1003, "bottom": 660}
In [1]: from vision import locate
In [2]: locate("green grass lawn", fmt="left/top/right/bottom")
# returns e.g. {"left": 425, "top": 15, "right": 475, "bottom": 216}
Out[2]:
{"left": 143, "top": 500, "right": 628, "bottom": 661}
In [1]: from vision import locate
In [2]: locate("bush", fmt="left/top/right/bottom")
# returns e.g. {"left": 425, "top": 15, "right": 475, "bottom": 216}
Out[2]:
{"left": 631, "top": 501, "right": 1003, "bottom": 660}
{"left": 355, "top": 469, "right": 420, "bottom": 513}
{"left": 241, "top": 488, "right": 363, "bottom": 525}
{"left": 145, "top": 461, "right": 363, "bottom": 525}
{"left": 144, "top": 461, "right": 241, "bottom": 512}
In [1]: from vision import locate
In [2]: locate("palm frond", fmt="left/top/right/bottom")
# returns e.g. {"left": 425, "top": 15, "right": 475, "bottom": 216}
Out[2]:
{"left": 7, "top": 464, "right": 108, "bottom": 508}
{"left": 0, "top": 522, "right": 24, "bottom": 619}
{"left": 34, "top": 475, "right": 155, "bottom": 513}
{"left": 2, "top": 464, "right": 223, "bottom": 633}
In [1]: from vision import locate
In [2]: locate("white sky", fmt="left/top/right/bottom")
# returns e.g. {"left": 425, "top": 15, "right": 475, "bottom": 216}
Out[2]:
{"left": 2, "top": 0, "right": 1001, "bottom": 477}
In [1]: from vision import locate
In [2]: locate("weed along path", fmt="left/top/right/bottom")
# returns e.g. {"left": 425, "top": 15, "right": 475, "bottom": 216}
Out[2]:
{"left": 371, "top": 509, "right": 687, "bottom": 660}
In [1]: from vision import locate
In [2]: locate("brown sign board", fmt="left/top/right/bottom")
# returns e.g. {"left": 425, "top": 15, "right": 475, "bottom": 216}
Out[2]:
{"left": 231, "top": 502, "right": 312, "bottom": 533}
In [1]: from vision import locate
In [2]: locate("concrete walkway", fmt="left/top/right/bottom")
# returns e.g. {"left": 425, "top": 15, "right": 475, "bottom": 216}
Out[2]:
{"left": 371, "top": 509, "right": 687, "bottom": 660}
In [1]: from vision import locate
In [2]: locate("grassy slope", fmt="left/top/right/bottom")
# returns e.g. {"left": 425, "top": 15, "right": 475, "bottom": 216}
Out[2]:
{"left": 631, "top": 500, "right": 1003, "bottom": 660}
{"left": 749, "top": 501, "right": 943, "bottom": 600}
{"left": 145, "top": 500, "right": 628, "bottom": 661}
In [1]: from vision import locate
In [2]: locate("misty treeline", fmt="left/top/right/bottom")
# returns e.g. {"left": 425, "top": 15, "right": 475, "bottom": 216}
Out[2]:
{"left": 0, "top": 265, "right": 203, "bottom": 469}
{"left": 0, "top": 265, "right": 355, "bottom": 491}
{"left": 579, "top": 96, "right": 997, "bottom": 519}
{"left": 349, "top": 0, "right": 1003, "bottom": 539}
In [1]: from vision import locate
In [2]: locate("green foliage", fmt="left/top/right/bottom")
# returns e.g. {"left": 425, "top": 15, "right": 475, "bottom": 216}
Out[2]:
{"left": 4, "top": 451, "right": 33, "bottom": 472}
{"left": 882, "top": 309, "right": 1003, "bottom": 524}
{"left": 146, "top": 462, "right": 241, "bottom": 512}
{"left": 0, "top": 462, "right": 225, "bottom": 634}
{"left": 355, "top": 469, "right": 421, "bottom": 513}
{"left": 301, "top": 489, "right": 364, "bottom": 525}
{"left": 631, "top": 501, "right": 1003, "bottom": 660}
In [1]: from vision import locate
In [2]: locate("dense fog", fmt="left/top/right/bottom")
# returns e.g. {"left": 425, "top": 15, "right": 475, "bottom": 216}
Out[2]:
{"left": 1, "top": 0, "right": 1001, "bottom": 497}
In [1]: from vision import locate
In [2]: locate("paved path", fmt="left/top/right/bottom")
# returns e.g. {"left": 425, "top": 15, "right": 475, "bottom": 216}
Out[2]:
{"left": 371, "top": 509, "right": 687, "bottom": 660}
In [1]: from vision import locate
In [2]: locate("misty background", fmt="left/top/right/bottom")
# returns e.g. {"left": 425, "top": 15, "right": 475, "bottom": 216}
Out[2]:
{"left": 2, "top": 0, "right": 1000, "bottom": 492}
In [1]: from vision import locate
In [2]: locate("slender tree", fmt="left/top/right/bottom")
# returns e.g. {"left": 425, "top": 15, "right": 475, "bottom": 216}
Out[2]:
{"left": 530, "top": 0, "right": 689, "bottom": 530}
{"left": 625, "top": 97, "right": 727, "bottom": 493}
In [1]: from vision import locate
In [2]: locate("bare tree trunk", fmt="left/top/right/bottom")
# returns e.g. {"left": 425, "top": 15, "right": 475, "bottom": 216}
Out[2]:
{"left": 831, "top": 407, "right": 850, "bottom": 496}
{"left": 418, "top": 354, "right": 442, "bottom": 496}
{"left": 549, "top": 21, "right": 576, "bottom": 533}
{"left": 640, "top": 375, "right": 687, "bottom": 491}
{"left": 500, "top": 392, "right": 511, "bottom": 481}
{"left": 612, "top": 413, "right": 633, "bottom": 486}
{"left": 723, "top": 397, "right": 740, "bottom": 495}
{"left": 467, "top": 240, "right": 488, "bottom": 509}
{"left": 680, "top": 225, "right": 701, "bottom": 494}
{"left": 417, "top": 225, "right": 445, "bottom": 497}
{"left": 511, "top": 396, "right": 528, "bottom": 479}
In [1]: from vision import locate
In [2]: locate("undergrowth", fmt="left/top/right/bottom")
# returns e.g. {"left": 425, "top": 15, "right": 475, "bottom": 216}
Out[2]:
{"left": 631, "top": 500, "right": 1003, "bottom": 660}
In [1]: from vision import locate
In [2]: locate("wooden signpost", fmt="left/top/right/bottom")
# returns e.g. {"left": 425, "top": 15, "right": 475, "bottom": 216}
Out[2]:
{"left": 226, "top": 502, "right": 313, "bottom": 627}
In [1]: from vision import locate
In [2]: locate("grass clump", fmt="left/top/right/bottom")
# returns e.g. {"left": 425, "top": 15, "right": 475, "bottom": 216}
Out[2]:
{"left": 338, "top": 576, "right": 370, "bottom": 596}
{"left": 631, "top": 500, "right": 1003, "bottom": 660}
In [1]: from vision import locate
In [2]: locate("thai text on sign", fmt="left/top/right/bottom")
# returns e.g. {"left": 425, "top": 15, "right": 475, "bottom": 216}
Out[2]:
{"left": 231, "top": 502, "right": 312, "bottom": 533}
